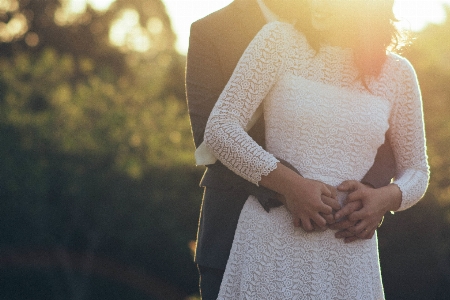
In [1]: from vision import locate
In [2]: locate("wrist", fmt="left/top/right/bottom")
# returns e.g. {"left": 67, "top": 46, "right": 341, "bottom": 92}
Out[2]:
{"left": 261, "top": 162, "right": 306, "bottom": 198}
{"left": 382, "top": 184, "right": 402, "bottom": 212}
{"left": 283, "top": 174, "right": 309, "bottom": 199}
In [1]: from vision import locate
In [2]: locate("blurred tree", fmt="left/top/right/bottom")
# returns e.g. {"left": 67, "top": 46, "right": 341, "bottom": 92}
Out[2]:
{"left": 0, "top": 0, "right": 200, "bottom": 299}
{"left": 0, "top": 0, "right": 191, "bottom": 175}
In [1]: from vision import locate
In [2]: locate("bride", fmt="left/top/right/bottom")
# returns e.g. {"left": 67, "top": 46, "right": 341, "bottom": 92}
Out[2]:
{"left": 204, "top": 0, "right": 429, "bottom": 299}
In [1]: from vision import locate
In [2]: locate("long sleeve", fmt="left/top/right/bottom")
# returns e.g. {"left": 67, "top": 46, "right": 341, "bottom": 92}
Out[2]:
{"left": 204, "top": 22, "right": 290, "bottom": 185}
{"left": 389, "top": 56, "right": 430, "bottom": 211}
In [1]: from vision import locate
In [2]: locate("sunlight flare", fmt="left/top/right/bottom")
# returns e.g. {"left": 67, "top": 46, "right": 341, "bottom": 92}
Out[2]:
{"left": 161, "top": 0, "right": 450, "bottom": 54}
{"left": 109, "top": 9, "right": 152, "bottom": 52}
{"left": 89, "top": 0, "right": 115, "bottom": 11}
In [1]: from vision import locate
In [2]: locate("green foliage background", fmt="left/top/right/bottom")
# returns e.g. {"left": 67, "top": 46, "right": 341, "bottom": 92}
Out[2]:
{"left": 0, "top": 1, "right": 449, "bottom": 299}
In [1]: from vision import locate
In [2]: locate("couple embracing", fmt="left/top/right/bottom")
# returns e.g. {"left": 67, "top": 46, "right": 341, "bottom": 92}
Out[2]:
{"left": 186, "top": 0, "right": 429, "bottom": 299}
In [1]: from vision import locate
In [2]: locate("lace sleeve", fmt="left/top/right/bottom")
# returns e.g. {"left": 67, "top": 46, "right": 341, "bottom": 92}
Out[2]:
{"left": 204, "top": 22, "right": 291, "bottom": 185}
{"left": 389, "top": 56, "right": 430, "bottom": 211}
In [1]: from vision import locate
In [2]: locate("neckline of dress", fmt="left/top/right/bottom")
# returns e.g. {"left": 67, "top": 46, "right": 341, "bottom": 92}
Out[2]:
{"left": 320, "top": 43, "right": 353, "bottom": 54}
{"left": 319, "top": 44, "right": 354, "bottom": 63}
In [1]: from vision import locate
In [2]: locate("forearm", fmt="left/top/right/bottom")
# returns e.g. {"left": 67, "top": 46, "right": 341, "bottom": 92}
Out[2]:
{"left": 377, "top": 183, "right": 402, "bottom": 213}
{"left": 204, "top": 23, "right": 292, "bottom": 184}
{"left": 204, "top": 117, "right": 279, "bottom": 184}
{"left": 391, "top": 168, "right": 429, "bottom": 211}
{"left": 260, "top": 162, "right": 303, "bottom": 197}
{"left": 388, "top": 57, "right": 429, "bottom": 211}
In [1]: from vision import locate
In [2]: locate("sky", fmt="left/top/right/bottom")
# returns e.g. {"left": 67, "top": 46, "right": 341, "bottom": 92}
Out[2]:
{"left": 162, "top": 0, "right": 450, "bottom": 54}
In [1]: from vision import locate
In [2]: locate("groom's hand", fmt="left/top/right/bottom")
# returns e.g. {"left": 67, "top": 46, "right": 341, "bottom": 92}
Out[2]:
{"left": 329, "top": 200, "right": 367, "bottom": 243}
{"left": 330, "top": 181, "right": 399, "bottom": 242}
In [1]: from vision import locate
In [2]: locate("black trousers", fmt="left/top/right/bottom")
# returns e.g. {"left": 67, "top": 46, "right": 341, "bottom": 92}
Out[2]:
{"left": 198, "top": 264, "right": 225, "bottom": 300}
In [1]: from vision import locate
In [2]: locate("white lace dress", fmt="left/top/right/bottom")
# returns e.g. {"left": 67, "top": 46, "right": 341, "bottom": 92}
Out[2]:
{"left": 204, "top": 22, "right": 429, "bottom": 300}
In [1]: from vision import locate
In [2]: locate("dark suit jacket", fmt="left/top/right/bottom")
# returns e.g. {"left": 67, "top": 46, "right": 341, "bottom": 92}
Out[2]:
{"left": 185, "top": 0, "right": 396, "bottom": 270}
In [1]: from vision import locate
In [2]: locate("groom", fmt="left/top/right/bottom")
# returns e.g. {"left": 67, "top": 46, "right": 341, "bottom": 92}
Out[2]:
{"left": 186, "top": 0, "right": 396, "bottom": 298}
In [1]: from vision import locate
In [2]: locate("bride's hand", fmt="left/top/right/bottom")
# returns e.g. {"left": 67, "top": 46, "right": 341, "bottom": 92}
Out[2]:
{"left": 283, "top": 178, "right": 341, "bottom": 232}
{"left": 328, "top": 200, "right": 364, "bottom": 242}
{"left": 278, "top": 182, "right": 338, "bottom": 231}
{"left": 260, "top": 162, "right": 341, "bottom": 232}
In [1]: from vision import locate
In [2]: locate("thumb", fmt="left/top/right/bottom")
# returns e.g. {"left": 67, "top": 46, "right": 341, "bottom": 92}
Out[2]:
{"left": 338, "top": 180, "right": 359, "bottom": 192}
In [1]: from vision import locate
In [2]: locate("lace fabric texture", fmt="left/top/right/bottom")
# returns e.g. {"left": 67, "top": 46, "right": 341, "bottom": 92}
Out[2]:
{"left": 204, "top": 22, "right": 429, "bottom": 299}
{"left": 220, "top": 196, "right": 383, "bottom": 299}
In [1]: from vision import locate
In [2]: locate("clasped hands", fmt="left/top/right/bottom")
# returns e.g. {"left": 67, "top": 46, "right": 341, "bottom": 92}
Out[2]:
{"left": 278, "top": 178, "right": 396, "bottom": 243}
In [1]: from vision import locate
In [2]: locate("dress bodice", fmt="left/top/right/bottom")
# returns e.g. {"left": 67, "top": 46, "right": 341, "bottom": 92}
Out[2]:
{"left": 264, "top": 74, "right": 390, "bottom": 187}
{"left": 204, "top": 21, "right": 429, "bottom": 211}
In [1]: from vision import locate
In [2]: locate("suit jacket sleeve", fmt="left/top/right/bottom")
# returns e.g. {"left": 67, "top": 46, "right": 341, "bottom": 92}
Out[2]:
{"left": 360, "top": 131, "right": 396, "bottom": 189}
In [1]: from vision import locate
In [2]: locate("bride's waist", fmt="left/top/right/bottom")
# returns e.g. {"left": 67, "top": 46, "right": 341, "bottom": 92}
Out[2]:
{"left": 301, "top": 173, "right": 355, "bottom": 187}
